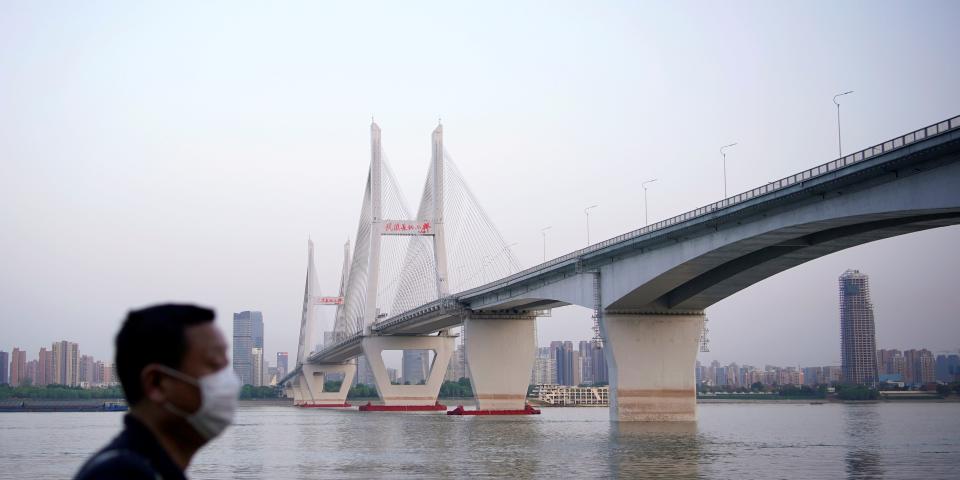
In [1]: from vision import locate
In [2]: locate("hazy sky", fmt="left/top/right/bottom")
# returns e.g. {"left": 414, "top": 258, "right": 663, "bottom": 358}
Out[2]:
{"left": 2, "top": 1, "right": 959, "bottom": 372}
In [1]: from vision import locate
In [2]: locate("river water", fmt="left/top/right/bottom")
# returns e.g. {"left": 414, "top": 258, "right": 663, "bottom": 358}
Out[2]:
{"left": 1, "top": 402, "right": 957, "bottom": 479}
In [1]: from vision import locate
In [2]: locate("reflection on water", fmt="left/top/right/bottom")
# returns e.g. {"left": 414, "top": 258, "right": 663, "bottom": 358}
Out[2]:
{"left": 843, "top": 404, "right": 884, "bottom": 480}
{"left": 1, "top": 403, "right": 959, "bottom": 479}
{"left": 609, "top": 421, "right": 699, "bottom": 479}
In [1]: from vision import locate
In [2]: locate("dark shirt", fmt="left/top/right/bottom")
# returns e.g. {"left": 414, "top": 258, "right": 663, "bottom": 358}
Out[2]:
{"left": 74, "top": 414, "right": 187, "bottom": 480}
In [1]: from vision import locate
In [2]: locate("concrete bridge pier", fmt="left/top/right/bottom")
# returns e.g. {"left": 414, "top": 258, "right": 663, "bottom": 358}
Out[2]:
{"left": 298, "top": 363, "right": 356, "bottom": 407}
{"left": 601, "top": 312, "right": 704, "bottom": 422}
{"left": 360, "top": 335, "right": 454, "bottom": 409}
{"left": 463, "top": 312, "right": 538, "bottom": 412}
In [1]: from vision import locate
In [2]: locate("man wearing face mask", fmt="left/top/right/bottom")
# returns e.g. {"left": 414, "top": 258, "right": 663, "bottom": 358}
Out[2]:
{"left": 74, "top": 304, "right": 242, "bottom": 480}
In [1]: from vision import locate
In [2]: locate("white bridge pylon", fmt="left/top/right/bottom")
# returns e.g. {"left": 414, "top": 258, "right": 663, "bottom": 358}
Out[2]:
{"left": 290, "top": 121, "right": 525, "bottom": 409}
{"left": 335, "top": 121, "right": 522, "bottom": 339}
{"left": 287, "top": 239, "right": 354, "bottom": 407}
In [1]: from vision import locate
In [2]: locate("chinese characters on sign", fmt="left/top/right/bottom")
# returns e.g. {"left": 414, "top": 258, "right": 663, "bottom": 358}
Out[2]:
{"left": 382, "top": 220, "right": 433, "bottom": 235}
{"left": 314, "top": 297, "right": 344, "bottom": 305}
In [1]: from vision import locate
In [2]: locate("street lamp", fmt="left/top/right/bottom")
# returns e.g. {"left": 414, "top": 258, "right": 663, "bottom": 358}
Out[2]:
{"left": 720, "top": 143, "right": 737, "bottom": 198}
{"left": 833, "top": 90, "right": 854, "bottom": 157}
{"left": 540, "top": 226, "right": 552, "bottom": 262}
{"left": 641, "top": 179, "right": 657, "bottom": 226}
{"left": 584, "top": 205, "right": 598, "bottom": 246}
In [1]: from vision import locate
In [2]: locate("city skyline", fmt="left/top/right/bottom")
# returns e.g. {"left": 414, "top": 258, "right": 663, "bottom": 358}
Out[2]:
{"left": 5, "top": 258, "right": 957, "bottom": 370}
{"left": 5, "top": 337, "right": 956, "bottom": 389}
{"left": 0, "top": 339, "right": 117, "bottom": 388}
{"left": 696, "top": 347, "right": 958, "bottom": 388}
{"left": 4, "top": 292, "right": 959, "bottom": 378}
{"left": 2, "top": 2, "right": 959, "bottom": 371}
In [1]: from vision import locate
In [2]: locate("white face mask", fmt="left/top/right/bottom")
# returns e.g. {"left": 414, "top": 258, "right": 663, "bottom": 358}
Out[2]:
{"left": 157, "top": 365, "right": 242, "bottom": 440}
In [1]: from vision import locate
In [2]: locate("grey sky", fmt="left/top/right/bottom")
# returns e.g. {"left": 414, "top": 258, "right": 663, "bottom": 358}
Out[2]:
{"left": 2, "top": 1, "right": 958, "bottom": 371}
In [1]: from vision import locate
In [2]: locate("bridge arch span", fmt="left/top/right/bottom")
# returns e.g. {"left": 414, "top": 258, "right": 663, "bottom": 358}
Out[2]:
{"left": 602, "top": 158, "right": 960, "bottom": 312}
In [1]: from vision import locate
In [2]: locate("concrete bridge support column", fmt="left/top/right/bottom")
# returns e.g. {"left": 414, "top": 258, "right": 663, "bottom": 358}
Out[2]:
{"left": 601, "top": 312, "right": 704, "bottom": 422}
{"left": 361, "top": 335, "right": 454, "bottom": 409}
{"left": 463, "top": 313, "right": 537, "bottom": 411}
{"left": 298, "top": 363, "right": 356, "bottom": 407}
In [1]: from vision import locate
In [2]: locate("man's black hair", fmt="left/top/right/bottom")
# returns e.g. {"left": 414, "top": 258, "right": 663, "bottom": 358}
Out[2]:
{"left": 115, "top": 304, "right": 215, "bottom": 404}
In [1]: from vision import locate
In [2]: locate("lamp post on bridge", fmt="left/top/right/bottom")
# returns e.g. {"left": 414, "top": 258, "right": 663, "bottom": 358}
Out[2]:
{"left": 584, "top": 205, "right": 598, "bottom": 246}
{"left": 540, "top": 226, "right": 552, "bottom": 263}
{"left": 720, "top": 143, "right": 737, "bottom": 199}
{"left": 641, "top": 179, "right": 657, "bottom": 226}
{"left": 833, "top": 90, "right": 854, "bottom": 157}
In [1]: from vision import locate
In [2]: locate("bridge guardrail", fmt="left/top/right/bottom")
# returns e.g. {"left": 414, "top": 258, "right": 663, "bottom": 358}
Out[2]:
{"left": 456, "top": 114, "right": 960, "bottom": 299}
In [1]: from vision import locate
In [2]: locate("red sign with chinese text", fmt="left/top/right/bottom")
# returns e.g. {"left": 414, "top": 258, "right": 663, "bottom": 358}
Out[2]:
{"left": 314, "top": 297, "right": 343, "bottom": 305}
{"left": 382, "top": 220, "right": 434, "bottom": 236}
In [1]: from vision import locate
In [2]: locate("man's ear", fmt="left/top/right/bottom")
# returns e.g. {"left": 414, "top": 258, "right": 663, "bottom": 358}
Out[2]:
{"left": 141, "top": 364, "right": 169, "bottom": 404}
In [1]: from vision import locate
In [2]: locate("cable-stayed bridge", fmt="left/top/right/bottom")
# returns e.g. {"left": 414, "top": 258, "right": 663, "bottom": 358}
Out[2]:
{"left": 282, "top": 115, "right": 960, "bottom": 421}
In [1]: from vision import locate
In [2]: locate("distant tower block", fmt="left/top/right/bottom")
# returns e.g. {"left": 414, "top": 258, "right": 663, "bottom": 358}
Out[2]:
{"left": 839, "top": 269, "right": 879, "bottom": 386}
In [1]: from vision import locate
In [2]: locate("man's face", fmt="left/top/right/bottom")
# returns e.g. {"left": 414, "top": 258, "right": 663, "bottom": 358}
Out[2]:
{"left": 181, "top": 323, "right": 230, "bottom": 379}
{"left": 161, "top": 323, "right": 230, "bottom": 414}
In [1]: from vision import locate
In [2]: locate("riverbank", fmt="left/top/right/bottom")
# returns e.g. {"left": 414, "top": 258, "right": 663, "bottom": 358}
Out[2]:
{"left": 5, "top": 395, "right": 954, "bottom": 412}
{"left": 698, "top": 396, "right": 958, "bottom": 404}
{"left": 0, "top": 399, "right": 127, "bottom": 412}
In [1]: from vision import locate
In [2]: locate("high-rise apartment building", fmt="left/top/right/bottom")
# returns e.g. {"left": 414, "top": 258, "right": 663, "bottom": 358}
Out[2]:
{"left": 92, "top": 360, "right": 103, "bottom": 385}
{"left": 578, "top": 341, "right": 594, "bottom": 385}
{"left": 531, "top": 347, "right": 556, "bottom": 385}
{"left": 402, "top": 350, "right": 430, "bottom": 385}
{"left": 935, "top": 354, "right": 960, "bottom": 382}
{"left": 37, "top": 347, "right": 53, "bottom": 386}
{"left": 838, "top": 270, "right": 879, "bottom": 386}
{"left": 591, "top": 343, "right": 608, "bottom": 385}
{"left": 903, "top": 349, "right": 935, "bottom": 386}
{"left": 79, "top": 355, "right": 96, "bottom": 386}
{"left": 100, "top": 363, "right": 116, "bottom": 385}
{"left": 571, "top": 350, "right": 582, "bottom": 386}
{"left": 51, "top": 341, "right": 79, "bottom": 386}
{"left": 276, "top": 352, "right": 289, "bottom": 380}
{"left": 10, "top": 348, "right": 27, "bottom": 386}
{"left": 26, "top": 360, "right": 38, "bottom": 385}
{"left": 891, "top": 354, "right": 906, "bottom": 380}
{"left": 251, "top": 347, "right": 264, "bottom": 387}
{"left": 233, "top": 311, "right": 264, "bottom": 386}
{"left": 548, "top": 341, "right": 563, "bottom": 384}
{"left": 0, "top": 351, "right": 8, "bottom": 385}
{"left": 551, "top": 341, "right": 575, "bottom": 386}
{"left": 877, "top": 348, "right": 906, "bottom": 378}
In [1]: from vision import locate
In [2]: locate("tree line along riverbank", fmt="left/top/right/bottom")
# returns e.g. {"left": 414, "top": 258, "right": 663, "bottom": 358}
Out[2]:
{"left": 6, "top": 379, "right": 957, "bottom": 403}
{"left": 697, "top": 382, "right": 960, "bottom": 401}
